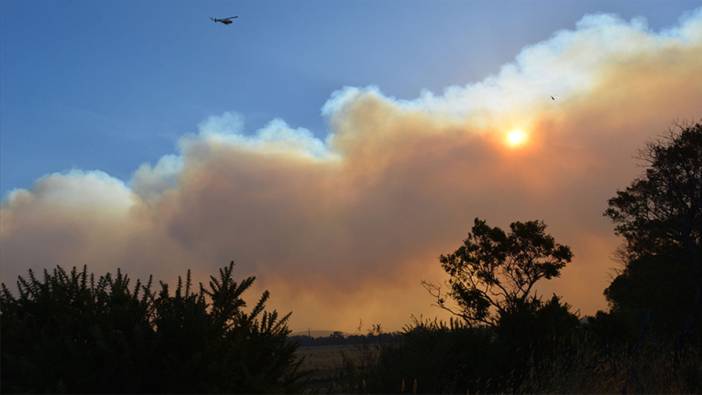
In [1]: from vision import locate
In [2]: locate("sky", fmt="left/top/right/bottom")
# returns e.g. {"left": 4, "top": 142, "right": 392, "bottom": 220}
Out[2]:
{"left": 2, "top": 1, "right": 702, "bottom": 331}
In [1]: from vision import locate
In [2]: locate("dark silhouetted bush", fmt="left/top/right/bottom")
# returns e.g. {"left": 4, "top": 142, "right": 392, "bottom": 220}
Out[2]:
{"left": 604, "top": 123, "right": 702, "bottom": 338}
{"left": 362, "top": 297, "right": 581, "bottom": 394}
{"left": 0, "top": 262, "right": 304, "bottom": 393}
{"left": 359, "top": 218, "right": 580, "bottom": 393}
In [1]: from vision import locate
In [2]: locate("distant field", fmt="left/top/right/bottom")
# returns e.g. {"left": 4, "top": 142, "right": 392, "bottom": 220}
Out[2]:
{"left": 297, "top": 344, "right": 361, "bottom": 372}
{"left": 296, "top": 344, "right": 370, "bottom": 392}
{"left": 291, "top": 330, "right": 350, "bottom": 338}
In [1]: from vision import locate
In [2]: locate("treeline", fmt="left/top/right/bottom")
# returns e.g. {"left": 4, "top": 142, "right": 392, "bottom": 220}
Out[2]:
{"left": 1, "top": 123, "right": 701, "bottom": 393}
{"left": 290, "top": 332, "right": 401, "bottom": 347}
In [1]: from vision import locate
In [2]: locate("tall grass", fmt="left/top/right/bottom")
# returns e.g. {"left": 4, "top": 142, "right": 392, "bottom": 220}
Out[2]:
{"left": 331, "top": 320, "right": 702, "bottom": 394}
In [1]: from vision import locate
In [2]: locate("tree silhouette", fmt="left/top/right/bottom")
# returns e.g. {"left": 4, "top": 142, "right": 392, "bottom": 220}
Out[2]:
{"left": 0, "top": 262, "right": 304, "bottom": 393}
{"left": 604, "top": 123, "right": 702, "bottom": 335}
{"left": 425, "top": 218, "right": 573, "bottom": 327}
{"left": 605, "top": 123, "right": 701, "bottom": 261}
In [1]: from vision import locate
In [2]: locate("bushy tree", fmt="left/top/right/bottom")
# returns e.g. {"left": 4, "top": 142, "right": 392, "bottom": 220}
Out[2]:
{"left": 365, "top": 319, "right": 500, "bottom": 394}
{"left": 426, "top": 218, "right": 573, "bottom": 327}
{"left": 365, "top": 298, "right": 581, "bottom": 395}
{"left": 604, "top": 123, "right": 702, "bottom": 335}
{"left": 386, "top": 219, "right": 581, "bottom": 393}
{"left": 605, "top": 123, "right": 701, "bottom": 261}
{"left": 0, "top": 262, "right": 304, "bottom": 393}
{"left": 497, "top": 295, "right": 580, "bottom": 349}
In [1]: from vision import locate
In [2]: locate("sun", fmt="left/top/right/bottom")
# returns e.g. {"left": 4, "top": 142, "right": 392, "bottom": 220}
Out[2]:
{"left": 505, "top": 128, "right": 528, "bottom": 148}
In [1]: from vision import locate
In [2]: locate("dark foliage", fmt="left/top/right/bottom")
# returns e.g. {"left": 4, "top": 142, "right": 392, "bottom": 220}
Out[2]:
{"left": 0, "top": 262, "right": 304, "bottom": 393}
{"left": 362, "top": 215, "right": 580, "bottom": 393}
{"left": 366, "top": 319, "right": 499, "bottom": 394}
{"left": 290, "top": 332, "right": 400, "bottom": 347}
{"left": 496, "top": 295, "right": 580, "bottom": 353}
{"left": 426, "top": 218, "right": 573, "bottom": 327}
{"left": 362, "top": 297, "right": 581, "bottom": 394}
{"left": 355, "top": 218, "right": 580, "bottom": 392}
{"left": 356, "top": 306, "right": 702, "bottom": 393}
{"left": 604, "top": 123, "right": 702, "bottom": 337}
{"left": 604, "top": 123, "right": 702, "bottom": 261}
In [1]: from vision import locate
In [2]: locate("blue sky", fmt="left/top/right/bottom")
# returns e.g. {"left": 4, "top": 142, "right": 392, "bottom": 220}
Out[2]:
{"left": 2, "top": 0, "right": 700, "bottom": 195}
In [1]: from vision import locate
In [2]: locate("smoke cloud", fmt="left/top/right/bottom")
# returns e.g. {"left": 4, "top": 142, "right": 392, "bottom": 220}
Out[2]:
{"left": 2, "top": 10, "right": 702, "bottom": 330}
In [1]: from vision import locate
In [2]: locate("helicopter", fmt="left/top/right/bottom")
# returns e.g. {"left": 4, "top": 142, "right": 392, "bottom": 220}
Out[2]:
{"left": 210, "top": 16, "right": 238, "bottom": 25}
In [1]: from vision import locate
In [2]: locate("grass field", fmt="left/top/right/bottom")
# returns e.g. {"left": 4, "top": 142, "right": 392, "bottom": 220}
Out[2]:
{"left": 296, "top": 344, "right": 370, "bottom": 392}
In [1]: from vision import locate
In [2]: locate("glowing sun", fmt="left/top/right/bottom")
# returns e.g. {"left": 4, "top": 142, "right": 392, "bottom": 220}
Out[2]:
{"left": 505, "top": 129, "right": 528, "bottom": 148}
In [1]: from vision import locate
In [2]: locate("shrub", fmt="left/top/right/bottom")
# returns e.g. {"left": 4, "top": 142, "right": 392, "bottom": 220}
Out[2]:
{"left": 0, "top": 262, "right": 304, "bottom": 393}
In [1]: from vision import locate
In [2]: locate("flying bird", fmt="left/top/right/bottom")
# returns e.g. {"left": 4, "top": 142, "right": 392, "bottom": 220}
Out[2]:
{"left": 210, "top": 16, "right": 239, "bottom": 25}
{"left": 551, "top": 96, "right": 557, "bottom": 101}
